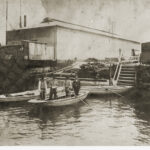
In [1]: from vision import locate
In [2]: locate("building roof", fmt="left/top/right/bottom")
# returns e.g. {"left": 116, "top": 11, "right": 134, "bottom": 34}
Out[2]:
{"left": 7, "top": 19, "right": 140, "bottom": 44}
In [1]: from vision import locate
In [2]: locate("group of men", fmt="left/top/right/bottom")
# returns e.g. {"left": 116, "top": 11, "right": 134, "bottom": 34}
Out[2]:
{"left": 39, "top": 75, "right": 81, "bottom": 100}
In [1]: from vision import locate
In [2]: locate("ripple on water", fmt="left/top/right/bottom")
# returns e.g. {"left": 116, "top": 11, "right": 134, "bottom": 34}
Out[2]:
{"left": 0, "top": 96, "right": 150, "bottom": 145}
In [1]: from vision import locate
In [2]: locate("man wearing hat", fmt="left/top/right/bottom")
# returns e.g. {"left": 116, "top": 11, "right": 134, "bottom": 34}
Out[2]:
{"left": 39, "top": 76, "right": 47, "bottom": 100}
{"left": 64, "top": 76, "right": 72, "bottom": 97}
{"left": 72, "top": 74, "right": 80, "bottom": 96}
{"left": 49, "top": 75, "right": 58, "bottom": 100}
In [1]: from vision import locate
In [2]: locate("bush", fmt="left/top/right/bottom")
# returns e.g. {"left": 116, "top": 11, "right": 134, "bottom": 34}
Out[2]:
{"left": 78, "top": 63, "right": 116, "bottom": 79}
{"left": 137, "top": 65, "right": 150, "bottom": 84}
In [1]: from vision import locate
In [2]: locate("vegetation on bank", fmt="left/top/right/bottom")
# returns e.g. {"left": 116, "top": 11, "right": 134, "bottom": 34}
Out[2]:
{"left": 0, "top": 57, "right": 37, "bottom": 94}
{"left": 78, "top": 62, "right": 116, "bottom": 79}
{"left": 125, "top": 87, "right": 150, "bottom": 102}
{"left": 136, "top": 65, "right": 150, "bottom": 87}
{"left": 60, "top": 58, "right": 117, "bottom": 80}
{"left": 124, "top": 65, "right": 150, "bottom": 104}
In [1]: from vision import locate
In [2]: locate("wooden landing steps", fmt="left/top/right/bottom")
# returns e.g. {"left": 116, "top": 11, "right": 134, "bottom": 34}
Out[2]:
{"left": 117, "top": 65, "right": 136, "bottom": 86}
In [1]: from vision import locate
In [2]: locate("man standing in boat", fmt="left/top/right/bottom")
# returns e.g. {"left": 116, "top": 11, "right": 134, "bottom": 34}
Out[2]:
{"left": 65, "top": 76, "right": 72, "bottom": 97}
{"left": 39, "top": 76, "right": 47, "bottom": 100}
{"left": 49, "top": 76, "right": 58, "bottom": 100}
{"left": 72, "top": 74, "right": 80, "bottom": 96}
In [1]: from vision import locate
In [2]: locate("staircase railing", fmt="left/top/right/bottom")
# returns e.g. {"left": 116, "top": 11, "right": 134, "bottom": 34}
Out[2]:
{"left": 113, "top": 62, "right": 119, "bottom": 80}
{"left": 134, "top": 68, "right": 137, "bottom": 87}
{"left": 113, "top": 62, "right": 122, "bottom": 85}
{"left": 116, "top": 63, "right": 122, "bottom": 84}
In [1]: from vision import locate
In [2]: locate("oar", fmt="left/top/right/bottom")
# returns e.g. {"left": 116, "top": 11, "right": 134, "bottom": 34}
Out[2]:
{"left": 81, "top": 99, "right": 94, "bottom": 111}
{"left": 81, "top": 99, "right": 90, "bottom": 107}
{"left": 76, "top": 92, "right": 92, "bottom": 108}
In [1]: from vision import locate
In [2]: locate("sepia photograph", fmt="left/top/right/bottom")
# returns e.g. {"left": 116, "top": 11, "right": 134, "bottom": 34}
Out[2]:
{"left": 0, "top": 0, "right": 150, "bottom": 147}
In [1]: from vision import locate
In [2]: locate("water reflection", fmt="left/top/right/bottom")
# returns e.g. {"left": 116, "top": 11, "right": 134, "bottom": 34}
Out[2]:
{"left": 27, "top": 103, "right": 88, "bottom": 141}
{"left": 1, "top": 96, "right": 150, "bottom": 145}
{"left": 130, "top": 103, "right": 150, "bottom": 144}
{"left": 28, "top": 103, "right": 83, "bottom": 124}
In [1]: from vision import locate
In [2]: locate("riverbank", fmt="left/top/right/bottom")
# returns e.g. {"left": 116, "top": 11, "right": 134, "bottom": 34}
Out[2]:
{"left": 120, "top": 64, "right": 150, "bottom": 105}
{"left": 124, "top": 86, "right": 150, "bottom": 105}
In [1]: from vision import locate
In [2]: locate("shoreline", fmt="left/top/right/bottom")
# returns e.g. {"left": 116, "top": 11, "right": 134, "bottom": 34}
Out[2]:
{"left": 123, "top": 87, "right": 150, "bottom": 105}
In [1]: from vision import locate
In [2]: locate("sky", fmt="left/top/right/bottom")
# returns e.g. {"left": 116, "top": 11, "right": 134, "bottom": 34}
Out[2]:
{"left": 1, "top": 0, "right": 150, "bottom": 45}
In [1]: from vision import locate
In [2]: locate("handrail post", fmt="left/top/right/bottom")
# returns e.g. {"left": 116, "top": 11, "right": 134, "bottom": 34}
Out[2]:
{"left": 116, "top": 63, "right": 122, "bottom": 84}
{"left": 113, "top": 62, "right": 119, "bottom": 81}
{"left": 112, "top": 49, "right": 123, "bottom": 86}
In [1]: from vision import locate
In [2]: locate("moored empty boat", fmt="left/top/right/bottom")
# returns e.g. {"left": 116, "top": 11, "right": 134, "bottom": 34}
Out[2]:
{"left": 0, "top": 90, "right": 40, "bottom": 103}
{"left": 81, "top": 85, "right": 132, "bottom": 95}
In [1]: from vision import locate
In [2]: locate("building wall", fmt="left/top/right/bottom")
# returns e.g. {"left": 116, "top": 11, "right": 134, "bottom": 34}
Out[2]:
{"left": 56, "top": 27, "right": 141, "bottom": 60}
{"left": 7, "top": 26, "right": 141, "bottom": 60}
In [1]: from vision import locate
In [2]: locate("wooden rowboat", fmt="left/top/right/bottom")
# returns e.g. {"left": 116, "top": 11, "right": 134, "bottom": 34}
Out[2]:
{"left": 0, "top": 90, "right": 40, "bottom": 103}
{"left": 28, "top": 91, "right": 89, "bottom": 107}
{"left": 0, "top": 94, "right": 39, "bottom": 103}
{"left": 81, "top": 85, "right": 132, "bottom": 95}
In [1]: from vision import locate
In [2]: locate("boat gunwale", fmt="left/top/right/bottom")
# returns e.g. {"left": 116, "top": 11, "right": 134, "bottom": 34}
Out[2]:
{"left": 28, "top": 91, "right": 88, "bottom": 106}
{"left": 46, "top": 92, "right": 88, "bottom": 103}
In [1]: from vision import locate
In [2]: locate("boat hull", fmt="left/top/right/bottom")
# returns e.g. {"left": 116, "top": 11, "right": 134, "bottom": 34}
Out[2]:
{"left": 0, "top": 95, "right": 39, "bottom": 103}
{"left": 0, "top": 89, "right": 41, "bottom": 103}
{"left": 0, "top": 87, "right": 70, "bottom": 103}
{"left": 81, "top": 85, "right": 132, "bottom": 95}
{"left": 28, "top": 92, "right": 88, "bottom": 107}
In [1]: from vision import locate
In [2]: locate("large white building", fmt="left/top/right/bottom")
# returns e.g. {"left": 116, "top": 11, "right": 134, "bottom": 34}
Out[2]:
{"left": 6, "top": 19, "right": 141, "bottom": 60}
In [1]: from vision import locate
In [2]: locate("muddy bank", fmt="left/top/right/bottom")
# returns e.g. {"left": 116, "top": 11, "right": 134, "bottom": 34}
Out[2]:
{"left": 125, "top": 87, "right": 150, "bottom": 105}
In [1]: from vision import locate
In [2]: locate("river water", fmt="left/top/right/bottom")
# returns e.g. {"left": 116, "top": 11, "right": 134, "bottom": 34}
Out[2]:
{"left": 0, "top": 95, "right": 150, "bottom": 146}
